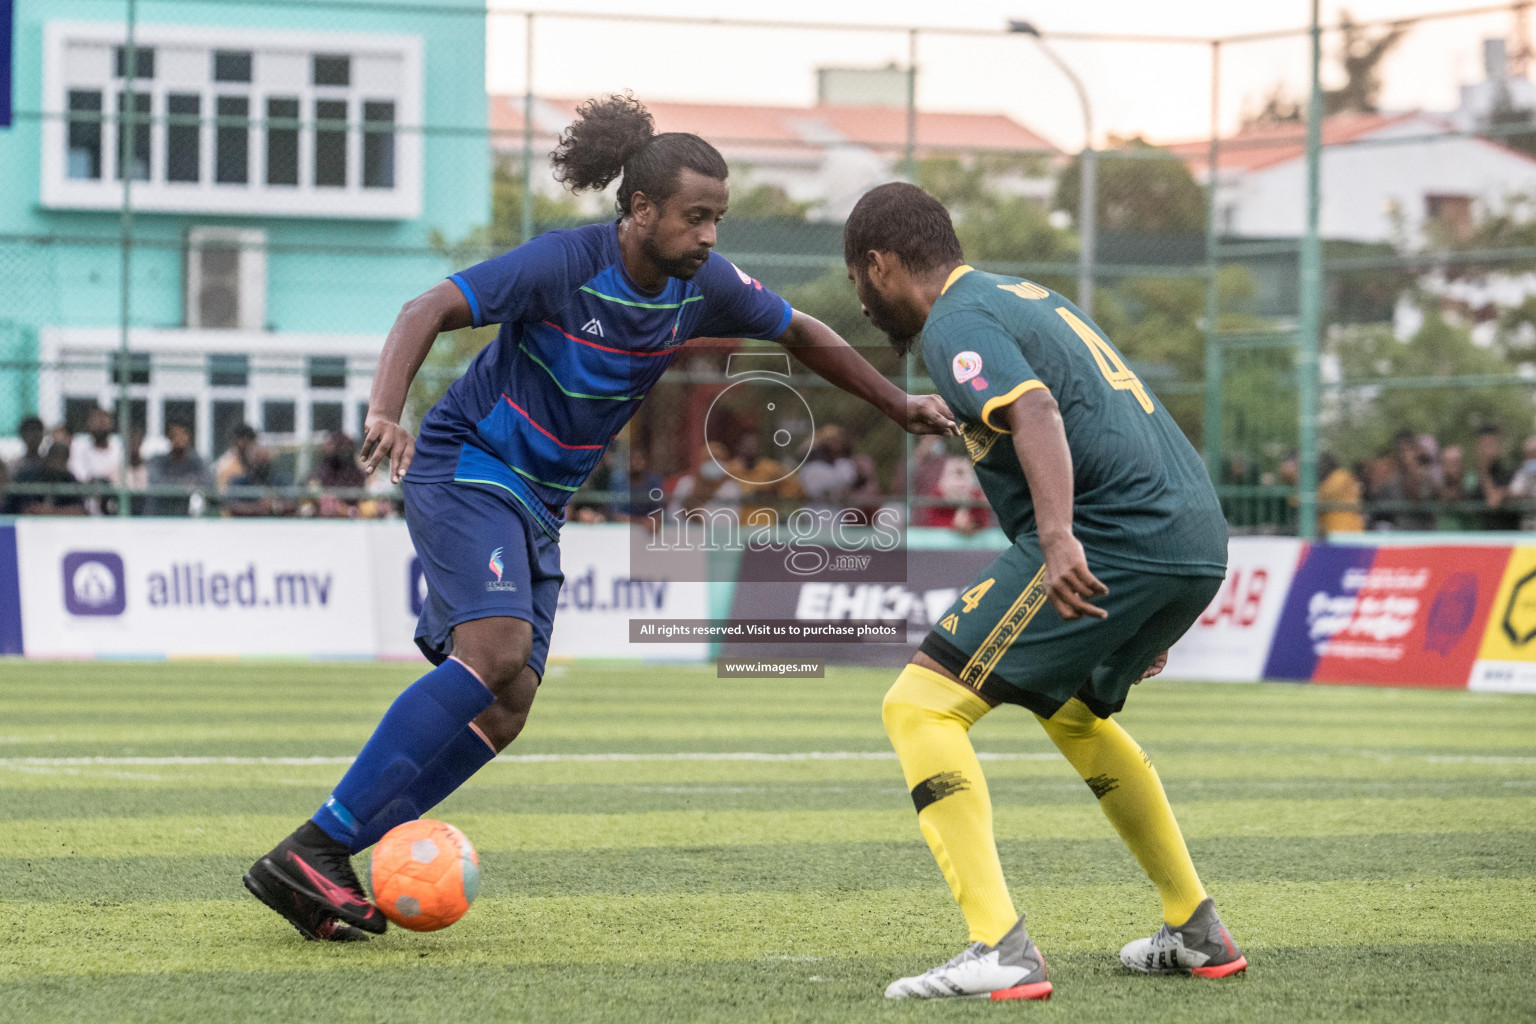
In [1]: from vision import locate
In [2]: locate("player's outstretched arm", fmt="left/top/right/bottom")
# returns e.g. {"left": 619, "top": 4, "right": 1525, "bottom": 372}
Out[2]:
{"left": 775, "top": 310, "right": 958, "bottom": 436}
{"left": 360, "top": 280, "right": 474, "bottom": 483}
{"left": 1001, "top": 389, "right": 1108, "bottom": 622}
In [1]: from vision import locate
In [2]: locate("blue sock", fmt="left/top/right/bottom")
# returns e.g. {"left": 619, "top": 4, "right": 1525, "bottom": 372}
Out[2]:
{"left": 348, "top": 725, "right": 499, "bottom": 853}
{"left": 312, "top": 659, "right": 493, "bottom": 847}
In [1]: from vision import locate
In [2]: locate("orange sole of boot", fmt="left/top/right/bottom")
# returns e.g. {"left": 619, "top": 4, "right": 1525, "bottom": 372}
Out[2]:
{"left": 1192, "top": 956, "right": 1248, "bottom": 979}
{"left": 990, "top": 981, "right": 1054, "bottom": 1001}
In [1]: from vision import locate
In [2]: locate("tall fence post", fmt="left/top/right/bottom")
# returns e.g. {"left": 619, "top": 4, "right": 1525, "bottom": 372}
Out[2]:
{"left": 115, "top": 0, "right": 137, "bottom": 517}
{"left": 1202, "top": 38, "right": 1223, "bottom": 481}
{"left": 1297, "top": 0, "right": 1324, "bottom": 539}
{"left": 903, "top": 28, "right": 918, "bottom": 182}
{"left": 519, "top": 12, "right": 535, "bottom": 246}
{"left": 1078, "top": 148, "right": 1096, "bottom": 319}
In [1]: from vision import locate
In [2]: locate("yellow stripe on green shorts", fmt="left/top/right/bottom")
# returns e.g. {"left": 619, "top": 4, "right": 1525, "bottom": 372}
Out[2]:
{"left": 959, "top": 564, "right": 1050, "bottom": 687}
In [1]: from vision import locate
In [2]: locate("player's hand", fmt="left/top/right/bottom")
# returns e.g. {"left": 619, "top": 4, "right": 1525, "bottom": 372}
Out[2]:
{"left": 1040, "top": 532, "right": 1108, "bottom": 622}
{"left": 1137, "top": 650, "right": 1169, "bottom": 682}
{"left": 360, "top": 412, "right": 415, "bottom": 485}
{"left": 902, "top": 394, "right": 959, "bottom": 436}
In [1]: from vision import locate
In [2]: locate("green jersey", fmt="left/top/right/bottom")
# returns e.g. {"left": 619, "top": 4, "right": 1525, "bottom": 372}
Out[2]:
{"left": 920, "top": 265, "right": 1227, "bottom": 577}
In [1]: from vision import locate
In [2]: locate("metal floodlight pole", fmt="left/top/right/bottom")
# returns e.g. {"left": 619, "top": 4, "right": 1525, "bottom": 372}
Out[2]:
{"left": 116, "top": 0, "right": 137, "bottom": 518}
{"left": 519, "top": 11, "right": 535, "bottom": 245}
{"left": 1297, "top": 0, "right": 1324, "bottom": 539}
{"left": 903, "top": 28, "right": 918, "bottom": 182}
{"left": 1009, "top": 20, "right": 1094, "bottom": 317}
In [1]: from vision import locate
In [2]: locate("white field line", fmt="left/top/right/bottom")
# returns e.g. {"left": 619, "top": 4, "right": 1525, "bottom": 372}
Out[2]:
{"left": 0, "top": 751, "right": 1061, "bottom": 768}
{"left": 1424, "top": 754, "right": 1536, "bottom": 765}
{"left": 4, "top": 750, "right": 1532, "bottom": 770}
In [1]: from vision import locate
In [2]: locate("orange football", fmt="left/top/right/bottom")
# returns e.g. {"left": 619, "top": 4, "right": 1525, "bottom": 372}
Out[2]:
{"left": 368, "top": 819, "right": 479, "bottom": 931}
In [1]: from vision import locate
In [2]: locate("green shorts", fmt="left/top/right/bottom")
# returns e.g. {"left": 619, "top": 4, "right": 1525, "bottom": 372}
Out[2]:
{"left": 918, "top": 534, "right": 1223, "bottom": 719}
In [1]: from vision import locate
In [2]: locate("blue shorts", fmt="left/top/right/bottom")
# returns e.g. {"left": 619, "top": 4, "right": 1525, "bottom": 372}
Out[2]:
{"left": 403, "top": 480, "right": 564, "bottom": 679}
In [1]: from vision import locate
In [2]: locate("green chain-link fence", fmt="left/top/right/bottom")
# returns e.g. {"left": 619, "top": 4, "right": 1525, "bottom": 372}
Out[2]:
{"left": 4, "top": 1, "right": 1536, "bottom": 530}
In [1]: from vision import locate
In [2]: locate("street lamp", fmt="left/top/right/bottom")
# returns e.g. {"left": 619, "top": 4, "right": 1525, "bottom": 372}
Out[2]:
{"left": 1008, "top": 20, "right": 1096, "bottom": 318}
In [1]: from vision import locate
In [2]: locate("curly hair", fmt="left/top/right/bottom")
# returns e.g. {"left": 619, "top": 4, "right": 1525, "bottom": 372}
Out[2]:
{"left": 551, "top": 92, "right": 728, "bottom": 215}
{"left": 843, "top": 182, "right": 965, "bottom": 274}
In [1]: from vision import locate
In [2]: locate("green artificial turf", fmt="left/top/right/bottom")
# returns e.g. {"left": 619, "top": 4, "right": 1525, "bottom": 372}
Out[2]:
{"left": 1, "top": 661, "right": 1534, "bottom": 1023}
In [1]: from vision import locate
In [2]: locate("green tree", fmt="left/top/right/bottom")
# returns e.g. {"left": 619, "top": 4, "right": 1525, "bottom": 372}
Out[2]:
{"left": 1414, "top": 192, "right": 1536, "bottom": 364}
{"left": 912, "top": 155, "right": 1077, "bottom": 300}
{"left": 780, "top": 270, "right": 910, "bottom": 486}
{"left": 1243, "top": 9, "right": 1407, "bottom": 128}
{"left": 725, "top": 180, "right": 814, "bottom": 219}
{"left": 1325, "top": 311, "right": 1534, "bottom": 465}
{"left": 433, "top": 159, "right": 587, "bottom": 268}
{"left": 1481, "top": 101, "right": 1536, "bottom": 160}
{"left": 1052, "top": 139, "right": 1206, "bottom": 233}
{"left": 1325, "top": 11, "right": 1408, "bottom": 117}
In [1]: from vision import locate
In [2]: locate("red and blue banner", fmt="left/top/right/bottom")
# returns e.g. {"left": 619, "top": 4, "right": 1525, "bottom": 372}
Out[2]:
{"left": 1264, "top": 544, "right": 1511, "bottom": 688}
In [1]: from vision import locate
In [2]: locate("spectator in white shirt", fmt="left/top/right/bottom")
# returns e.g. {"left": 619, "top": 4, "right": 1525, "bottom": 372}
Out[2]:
{"left": 67, "top": 407, "right": 122, "bottom": 515}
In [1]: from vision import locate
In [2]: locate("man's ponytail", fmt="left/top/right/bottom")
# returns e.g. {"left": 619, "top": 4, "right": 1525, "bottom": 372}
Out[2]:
{"left": 551, "top": 92, "right": 655, "bottom": 195}
{"left": 551, "top": 92, "right": 728, "bottom": 216}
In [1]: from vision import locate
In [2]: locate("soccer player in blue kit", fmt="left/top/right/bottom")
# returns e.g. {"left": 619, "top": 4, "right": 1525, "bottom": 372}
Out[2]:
{"left": 242, "top": 94, "right": 958, "bottom": 940}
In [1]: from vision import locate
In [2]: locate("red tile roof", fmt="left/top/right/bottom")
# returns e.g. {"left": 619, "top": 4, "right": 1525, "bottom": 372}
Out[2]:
{"left": 1168, "top": 111, "right": 1473, "bottom": 175}
{"left": 489, "top": 94, "right": 1059, "bottom": 158}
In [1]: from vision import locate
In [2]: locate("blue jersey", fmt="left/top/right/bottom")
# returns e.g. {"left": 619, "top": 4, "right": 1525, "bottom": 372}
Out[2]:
{"left": 407, "top": 220, "right": 793, "bottom": 536}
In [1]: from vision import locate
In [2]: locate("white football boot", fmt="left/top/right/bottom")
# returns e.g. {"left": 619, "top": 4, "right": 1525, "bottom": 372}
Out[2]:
{"left": 885, "top": 915, "right": 1053, "bottom": 1001}
{"left": 1119, "top": 897, "right": 1248, "bottom": 978}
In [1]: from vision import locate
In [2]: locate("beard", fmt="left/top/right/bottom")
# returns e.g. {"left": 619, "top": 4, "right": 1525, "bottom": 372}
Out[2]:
{"left": 881, "top": 325, "right": 918, "bottom": 356}
{"left": 641, "top": 235, "right": 710, "bottom": 281}
{"left": 860, "top": 280, "right": 919, "bottom": 355}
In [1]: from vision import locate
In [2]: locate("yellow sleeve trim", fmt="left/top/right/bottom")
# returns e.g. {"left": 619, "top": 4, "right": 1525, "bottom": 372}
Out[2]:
{"left": 980, "top": 379, "right": 1048, "bottom": 433}
{"left": 941, "top": 264, "right": 975, "bottom": 295}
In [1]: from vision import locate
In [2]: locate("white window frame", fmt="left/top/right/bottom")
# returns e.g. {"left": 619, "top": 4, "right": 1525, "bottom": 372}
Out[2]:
{"left": 40, "top": 21, "right": 423, "bottom": 219}
{"left": 40, "top": 327, "right": 382, "bottom": 459}
{"left": 185, "top": 226, "right": 268, "bottom": 330}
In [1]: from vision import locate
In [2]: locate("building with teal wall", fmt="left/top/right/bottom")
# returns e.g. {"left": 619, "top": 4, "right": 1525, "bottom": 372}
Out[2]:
{"left": 0, "top": 0, "right": 488, "bottom": 456}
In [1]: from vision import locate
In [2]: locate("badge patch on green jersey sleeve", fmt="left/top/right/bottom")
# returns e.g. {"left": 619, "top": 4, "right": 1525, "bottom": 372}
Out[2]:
{"left": 952, "top": 350, "right": 983, "bottom": 383}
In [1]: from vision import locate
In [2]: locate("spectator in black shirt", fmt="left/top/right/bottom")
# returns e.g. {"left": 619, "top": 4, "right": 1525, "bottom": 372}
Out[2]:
{"left": 1474, "top": 425, "right": 1520, "bottom": 531}
{"left": 1374, "top": 430, "right": 1437, "bottom": 531}
{"left": 0, "top": 417, "right": 47, "bottom": 516}
{"left": 8, "top": 416, "right": 45, "bottom": 479}
{"left": 9, "top": 443, "right": 85, "bottom": 515}
{"left": 224, "top": 446, "right": 293, "bottom": 517}
{"left": 145, "top": 421, "right": 213, "bottom": 517}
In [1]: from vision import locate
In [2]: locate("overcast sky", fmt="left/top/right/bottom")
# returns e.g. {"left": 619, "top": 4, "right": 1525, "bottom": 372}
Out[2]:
{"left": 485, "top": 1, "right": 1518, "bottom": 149}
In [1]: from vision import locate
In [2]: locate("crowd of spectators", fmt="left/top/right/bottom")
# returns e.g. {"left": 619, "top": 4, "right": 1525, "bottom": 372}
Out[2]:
{"left": 0, "top": 410, "right": 395, "bottom": 519}
{"left": 573, "top": 425, "right": 995, "bottom": 534}
{"left": 1223, "top": 424, "right": 1536, "bottom": 535}
{"left": 1343, "top": 425, "right": 1536, "bottom": 532}
{"left": 24, "top": 406, "right": 1531, "bottom": 536}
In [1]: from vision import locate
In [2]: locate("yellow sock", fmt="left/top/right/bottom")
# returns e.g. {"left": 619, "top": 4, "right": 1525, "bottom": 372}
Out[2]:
{"left": 1035, "top": 698, "right": 1206, "bottom": 925}
{"left": 882, "top": 664, "right": 1017, "bottom": 945}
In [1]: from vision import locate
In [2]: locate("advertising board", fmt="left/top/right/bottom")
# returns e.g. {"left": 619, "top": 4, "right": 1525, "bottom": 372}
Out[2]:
{"left": 15, "top": 519, "right": 377, "bottom": 657}
{"left": 550, "top": 524, "right": 710, "bottom": 661}
{"left": 1162, "top": 537, "right": 1303, "bottom": 682}
{"left": 1469, "top": 546, "right": 1536, "bottom": 693}
{"left": 11, "top": 521, "right": 710, "bottom": 661}
{"left": 1263, "top": 544, "right": 1510, "bottom": 688}
{"left": 724, "top": 547, "right": 999, "bottom": 666}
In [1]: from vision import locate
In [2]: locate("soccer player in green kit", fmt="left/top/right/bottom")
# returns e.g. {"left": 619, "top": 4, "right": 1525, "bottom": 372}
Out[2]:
{"left": 844, "top": 183, "right": 1247, "bottom": 1000}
